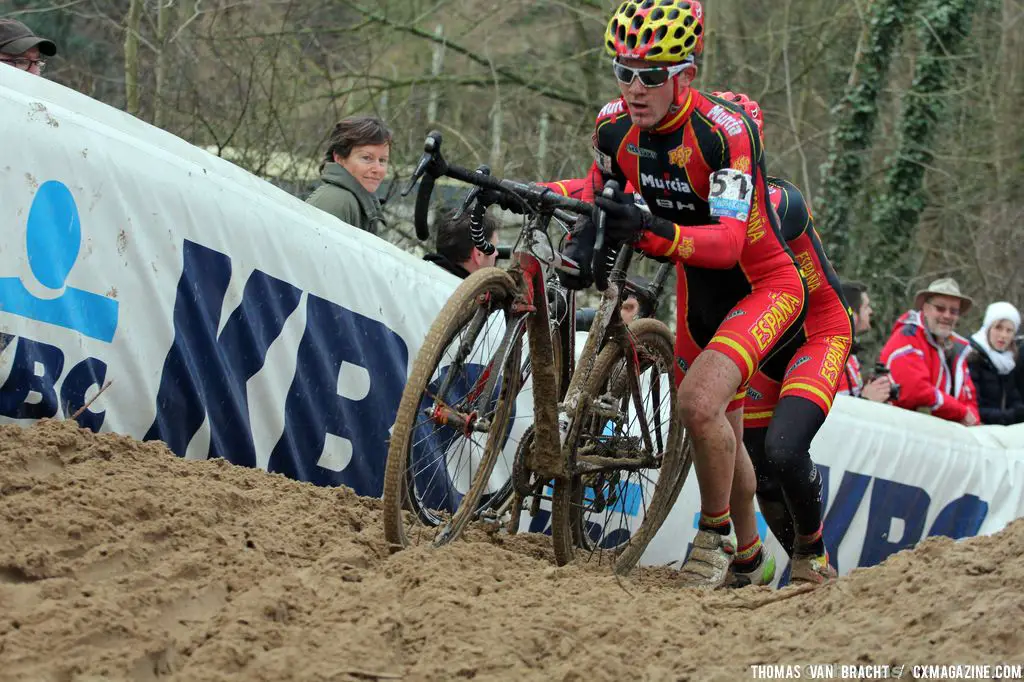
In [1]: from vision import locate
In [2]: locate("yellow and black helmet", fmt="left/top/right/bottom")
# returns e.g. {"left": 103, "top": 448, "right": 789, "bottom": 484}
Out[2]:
{"left": 605, "top": 0, "right": 705, "bottom": 62}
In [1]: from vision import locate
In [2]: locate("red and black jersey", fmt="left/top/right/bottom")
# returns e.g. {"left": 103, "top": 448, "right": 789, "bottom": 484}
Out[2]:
{"left": 767, "top": 176, "right": 850, "bottom": 333}
{"left": 745, "top": 178, "right": 854, "bottom": 425}
{"left": 581, "top": 89, "right": 802, "bottom": 331}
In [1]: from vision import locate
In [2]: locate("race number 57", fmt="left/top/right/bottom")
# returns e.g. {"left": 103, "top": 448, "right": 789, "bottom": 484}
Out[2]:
{"left": 709, "top": 168, "right": 753, "bottom": 221}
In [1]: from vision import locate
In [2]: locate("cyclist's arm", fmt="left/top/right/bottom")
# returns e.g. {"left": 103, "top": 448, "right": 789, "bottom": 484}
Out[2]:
{"left": 633, "top": 218, "right": 745, "bottom": 268}
{"left": 538, "top": 178, "right": 586, "bottom": 199}
{"left": 580, "top": 159, "right": 618, "bottom": 204}
{"left": 581, "top": 106, "right": 630, "bottom": 203}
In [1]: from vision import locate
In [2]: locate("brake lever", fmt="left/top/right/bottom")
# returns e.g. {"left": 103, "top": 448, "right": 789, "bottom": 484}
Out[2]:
{"left": 401, "top": 130, "right": 444, "bottom": 197}
{"left": 453, "top": 165, "right": 491, "bottom": 220}
{"left": 593, "top": 179, "right": 620, "bottom": 291}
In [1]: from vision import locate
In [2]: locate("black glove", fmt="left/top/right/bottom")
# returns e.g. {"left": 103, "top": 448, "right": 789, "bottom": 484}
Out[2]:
{"left": 557, "top": 215, "right": 596, "bottom": 290}
{"left": 594, "top": 189, "right": 675, "bottom": 246}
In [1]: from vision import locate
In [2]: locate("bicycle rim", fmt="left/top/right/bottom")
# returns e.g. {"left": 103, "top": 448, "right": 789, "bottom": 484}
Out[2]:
{"left": 382, "top": 267, "right": 526, "bottom": 549}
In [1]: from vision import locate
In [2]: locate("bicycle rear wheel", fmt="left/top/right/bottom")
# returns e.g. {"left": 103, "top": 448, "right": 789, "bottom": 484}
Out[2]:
{"left": 383, "top": 267, "right": 526, "bottom": 549}
{"left": 549, "top": 318, "right": 686, "bottom": 567}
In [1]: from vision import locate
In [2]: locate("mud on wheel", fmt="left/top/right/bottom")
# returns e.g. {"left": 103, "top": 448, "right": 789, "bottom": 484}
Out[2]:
{"left": 382, "top": 267, "right": 525, "bottom": 550}
{"left": 549, "top": 318, "right": 687, "bottom": 567}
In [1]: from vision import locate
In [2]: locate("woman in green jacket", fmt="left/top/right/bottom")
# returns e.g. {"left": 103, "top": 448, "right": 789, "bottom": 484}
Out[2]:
{"left": 306, "top": 116, "right": 392, "bottom": 235}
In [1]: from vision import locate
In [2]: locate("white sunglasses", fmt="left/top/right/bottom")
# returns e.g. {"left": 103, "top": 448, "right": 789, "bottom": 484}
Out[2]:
{"left": 612, "top": 58, "right": 692, "bottom": 88}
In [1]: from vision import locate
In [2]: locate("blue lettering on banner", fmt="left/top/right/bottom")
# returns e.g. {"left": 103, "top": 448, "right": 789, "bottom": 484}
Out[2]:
{"left": 775, "top": 464, "right": 990, "bottom": 586}
{"left": 267, "top": 293, "right": 408, "bottom": 493}
{"left": 60, "top": 357, "right": 109, "bottom": 433}
{"left": 0, "top": 181, "right": 119, "bottom": 342}
{"left": 928, "top": 494, "right": 989, "bottom": 539}
{"left": 859, "top": 478, "right": 931, "bottom": 567}
{"left": 145, "top": 240, "right": 302, "bottom": 468}
{"left": 146, "top": 239, "right": 408, "bottom": 497}
{"left": 0, "top": 333, "right": 63, "bottom": 419}
{"left": 0, "top": 333, "right": 109, "bottom": 431}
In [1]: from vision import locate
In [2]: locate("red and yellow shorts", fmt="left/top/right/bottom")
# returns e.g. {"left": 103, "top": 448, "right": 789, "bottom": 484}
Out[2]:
{"left": 674, "top": 265, "right": 807, "bottom": 413}
{"left": 744, "top": 292, "right": 853, "bottom": 428}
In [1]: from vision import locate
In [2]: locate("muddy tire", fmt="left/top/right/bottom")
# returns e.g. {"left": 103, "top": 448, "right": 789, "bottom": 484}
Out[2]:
{"left": 382, "top": 267, "right": 522, "bottom": 550}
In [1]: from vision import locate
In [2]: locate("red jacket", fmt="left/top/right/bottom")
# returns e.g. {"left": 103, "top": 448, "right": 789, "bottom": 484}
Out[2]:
{"left": 879, "top": 310, "right": 980, "bottom": 423}
{"left": 837, "top": 354, "right": 864, "bottom": 397}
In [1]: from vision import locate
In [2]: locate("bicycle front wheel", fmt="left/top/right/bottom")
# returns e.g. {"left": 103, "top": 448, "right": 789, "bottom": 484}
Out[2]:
{"left": 383, "top": 267, "right": 526, "bottom": 549}
{"left": 550, "top": 318, "right": 687, "bottom": 567}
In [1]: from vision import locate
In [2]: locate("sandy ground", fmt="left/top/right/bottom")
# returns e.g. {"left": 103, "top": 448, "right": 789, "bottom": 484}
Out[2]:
{"left": 1, "top": 419, "right": 1022, "bottom": 682}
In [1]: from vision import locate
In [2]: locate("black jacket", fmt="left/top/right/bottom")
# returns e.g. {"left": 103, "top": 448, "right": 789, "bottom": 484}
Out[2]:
{"left": 423, "top": 253, "right": 470, "bottom": 280}
{"left": 1015, "top": 345, "right": 1024, "bottom": 403}
{"left": 967, "top": 341, "right": 1024, "bottom": 425}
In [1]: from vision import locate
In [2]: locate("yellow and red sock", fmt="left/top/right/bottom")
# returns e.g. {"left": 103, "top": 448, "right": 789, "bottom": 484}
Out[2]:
{"left": 733, "top": 536, "right": 764, "bottom": 571}
{"left": 699, "top": 507, "right": 731, "bottom": 536}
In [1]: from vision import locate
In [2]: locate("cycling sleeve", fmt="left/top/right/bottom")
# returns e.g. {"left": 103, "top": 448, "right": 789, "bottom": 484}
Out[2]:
{"left": 633, "top": 216, "right": 745, "bottom": 269}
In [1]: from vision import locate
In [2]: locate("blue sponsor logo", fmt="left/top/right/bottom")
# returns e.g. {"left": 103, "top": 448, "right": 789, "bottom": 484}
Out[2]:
{"left": 143, "top": 239, "right": 409, "bottom": 496}
{"left": 1, "top": 233, "right": 408, "bottom": 495}
{"left": 0, "top": 181, "right": 119, "bottom": 342}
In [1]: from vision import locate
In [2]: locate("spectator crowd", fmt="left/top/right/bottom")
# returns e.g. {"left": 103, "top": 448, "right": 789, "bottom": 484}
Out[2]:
{"left": 5, "top": 16, "right": 1024, "bottom": 429}
{"left": 840, "top": 277, "right": 1024, "bottom": 426}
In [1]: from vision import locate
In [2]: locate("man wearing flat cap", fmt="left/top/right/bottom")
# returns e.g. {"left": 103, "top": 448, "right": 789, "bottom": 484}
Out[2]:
{"left": 0, "top": 19, "right": 56, "bottom": 77}
{"left": 879, "top": 277, "right": 980, "bottom": 425}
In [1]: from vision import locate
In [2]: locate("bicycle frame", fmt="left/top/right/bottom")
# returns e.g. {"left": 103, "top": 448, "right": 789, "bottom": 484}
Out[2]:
{"left": 402, "top": 129, "right": 668, "bottom": 488}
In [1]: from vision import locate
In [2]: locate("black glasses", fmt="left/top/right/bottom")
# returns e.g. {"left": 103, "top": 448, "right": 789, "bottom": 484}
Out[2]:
{"left": 927, "top": 302, "right": 961, "bottom": 316}
{"left": 612, "top": 59, "right": 688, "bottom": 88}
{"left": 1, "top": 57, "right": 46, "bottom": 72}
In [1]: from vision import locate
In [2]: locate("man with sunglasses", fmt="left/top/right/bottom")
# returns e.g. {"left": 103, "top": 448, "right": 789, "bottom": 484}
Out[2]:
{"left": 879, "top": 278, "right": 980, "bottom": 425}
{"left": 0, "top": 19, "right": 56, "bottom": 77}
{"left": 565, "top": 0, "right": 809, "bottom": 589}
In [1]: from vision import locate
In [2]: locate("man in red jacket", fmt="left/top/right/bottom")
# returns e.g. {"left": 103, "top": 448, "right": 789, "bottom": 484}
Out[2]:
{"left": 879, "top": 278, "right": 980, "bottom": 425}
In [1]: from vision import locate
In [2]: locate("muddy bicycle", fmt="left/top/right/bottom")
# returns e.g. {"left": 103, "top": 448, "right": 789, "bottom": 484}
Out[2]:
{"left": 382, "top": 131, "right": 692, "bottom": 569}
{"left": 483, "top": 258, "right": 693, "bottom": 572}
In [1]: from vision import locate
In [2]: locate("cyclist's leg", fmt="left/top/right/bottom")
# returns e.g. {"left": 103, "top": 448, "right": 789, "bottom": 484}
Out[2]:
{"left": 699, "top": 278, "right": 808, "bottom": 514}
{"left": 672, "top": 282, "right": 745, "bottom": 587}
{"left": 678, "top": 348, "right": 745, "bottom": 526}
{"left": 675, "top": 278, "right": 805, "bottom": 587}
{"left": 742, "top": 373, "right": 795, "bottom": 558}
{"left": 765, "top": 396, "right": 826, "bottom": 536}
{"left": 674, "top": 347, "right": 743, "bottom": 588}
{"left": 729, "top": 408, "right": 757, "bottom": 551}
{"left": 730, "top": 408, "right": 774, "bottom": 578}
{"left": 745, "top": 425, "right": 795, "bottom": 557}
{"left": 764, "top": 330, "right": 851, "bottom": 583}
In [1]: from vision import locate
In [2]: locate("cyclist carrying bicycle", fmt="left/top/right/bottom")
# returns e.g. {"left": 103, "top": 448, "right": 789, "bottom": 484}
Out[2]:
{"left": 563, "top": 0, "right": 809, "bottom": 588}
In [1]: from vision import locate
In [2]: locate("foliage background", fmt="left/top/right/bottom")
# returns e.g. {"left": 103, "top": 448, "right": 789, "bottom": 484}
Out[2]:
{"left": 3, "top": 0, "right": 1022, "bottom": 343}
